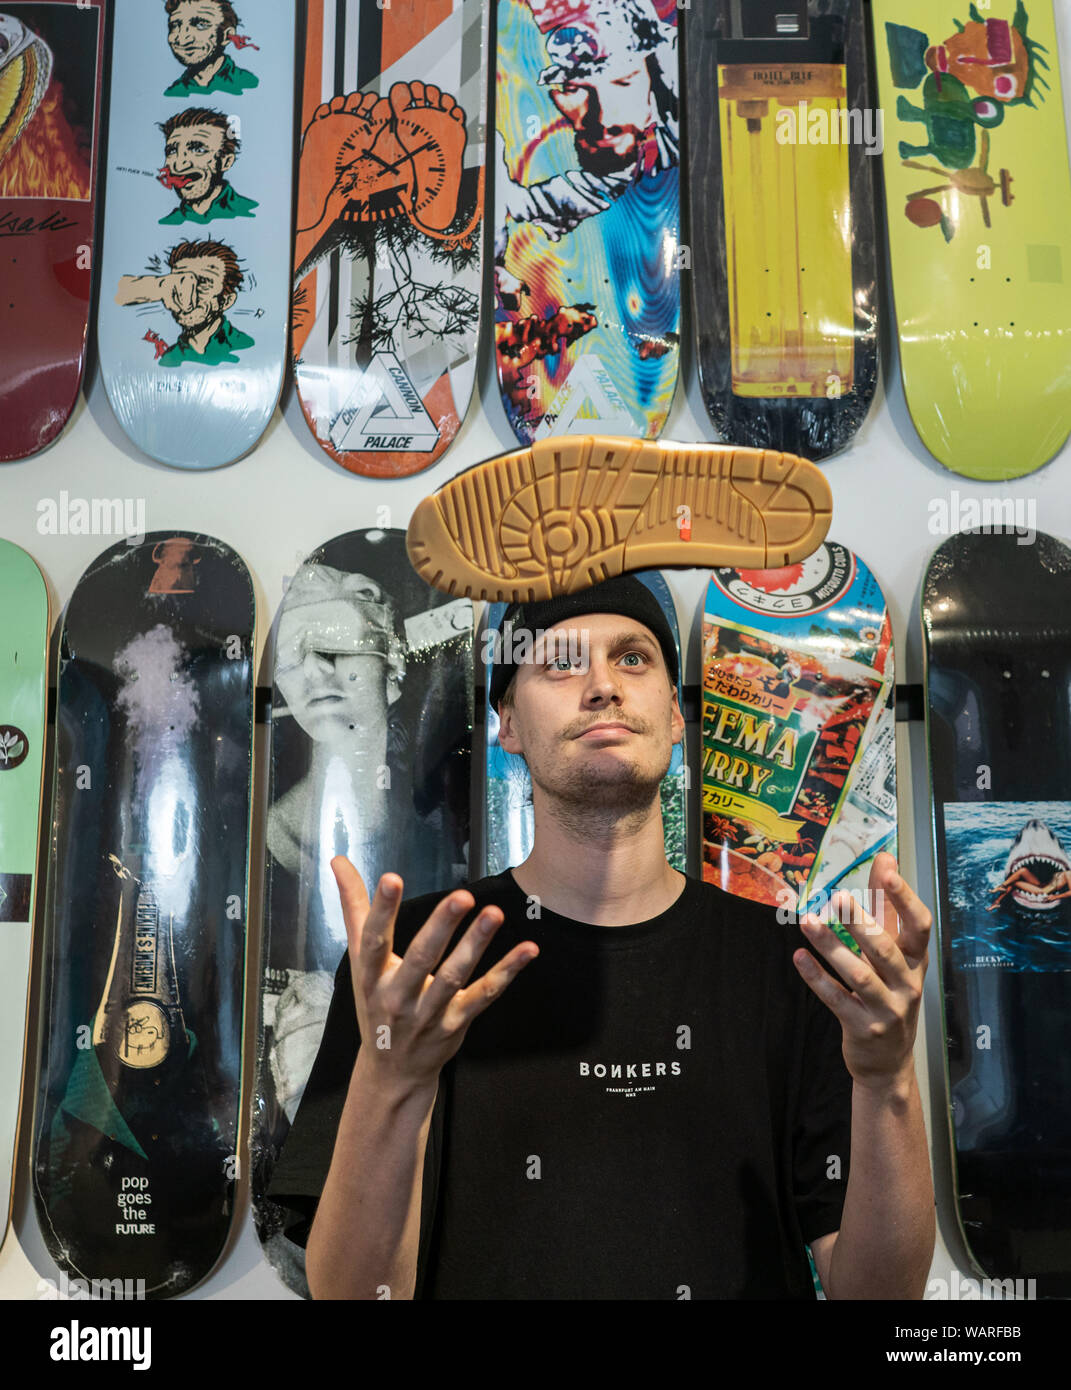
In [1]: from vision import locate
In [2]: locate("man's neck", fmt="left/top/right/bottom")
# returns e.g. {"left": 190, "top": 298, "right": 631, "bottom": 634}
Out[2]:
{"left": 510, "top": 791, "right": 684, "bottom": 926}
{"left": 182, "top": 313, "right": 224, "bottom": 354}
{"left": 186, "top": 181, "right": 227, "bottom": 217}
{"left": 188, "top": 52, "right": 226, "bottom": 87}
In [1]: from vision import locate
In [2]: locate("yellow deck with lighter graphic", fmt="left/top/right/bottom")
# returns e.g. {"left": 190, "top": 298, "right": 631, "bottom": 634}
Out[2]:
{"left": 719, "top": 62, "right": 856, "bottom": 399}
{"left": 874, "top": 0, "right": 1071, "bottom": 479}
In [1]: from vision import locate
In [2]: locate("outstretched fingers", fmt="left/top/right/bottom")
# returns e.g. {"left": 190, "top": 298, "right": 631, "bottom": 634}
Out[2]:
{"left": 417, "top": 905, "right": 506, "bottom": 1017}
{"left": 449, "top": 941, "right": 540, "bottom": 1029}
{"left": 332, "top": 857, "right": 398, "bottom": 979}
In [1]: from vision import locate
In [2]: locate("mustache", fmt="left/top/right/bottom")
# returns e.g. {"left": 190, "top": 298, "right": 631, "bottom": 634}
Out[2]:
{"left": 566, "top": 716, "right": 649, "bottom": 739}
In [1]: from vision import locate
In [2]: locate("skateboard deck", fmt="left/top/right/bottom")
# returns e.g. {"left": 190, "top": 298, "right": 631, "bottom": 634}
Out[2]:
{"left": 923, "top": 528, "right": 1071, "bottom": 1294}
{"left": 701, "top": 543, "right": 897, "bottom": 919}
{"left": 0, "top": 541, "right": 48, "bottom": 1252}
{"left": 874, "top": 0, "right": 1071, "bottom": 479}
{"left": 686, "top": 0, "right": 879, "bottom": 461}
{"left": 407, "top": 435, "right": 834, "bottom": 602}
{"left": 32, "top": 533, "right": 255, "bottom": 1299}
{"left": 253, "top": 529, "right": 473, "bottom": 1296}
{"left": 484, "top": 570, "right": 687, "bottom": 876}
{"left": 493, "top": 0, "right": 682, "bottom": 444}
{"left": 0, "top": 0, "right": 105, "bottom": 460}
{"left": 97, "top": 1, "right": 294, "bottom": 468}
{"left": 292, "top": 0, "right": 488, "bottom": 478}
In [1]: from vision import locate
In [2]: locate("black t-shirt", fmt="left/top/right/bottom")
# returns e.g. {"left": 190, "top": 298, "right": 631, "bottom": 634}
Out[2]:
{"left": 269, "top": 872, "right": 853, "bottom": 1299}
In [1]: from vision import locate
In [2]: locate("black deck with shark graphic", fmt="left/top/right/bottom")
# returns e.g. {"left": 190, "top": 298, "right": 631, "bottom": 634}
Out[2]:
{"left": 31, "top": 534, "right": 254, "bottom": 1298}
{"left": 922, "top": 528, "right": 1071, "bottom": 1295}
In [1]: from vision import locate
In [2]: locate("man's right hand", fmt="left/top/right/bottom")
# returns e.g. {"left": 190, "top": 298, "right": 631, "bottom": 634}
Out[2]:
{"left": 331, "top": 856, "right": 539, "bottom": 1094}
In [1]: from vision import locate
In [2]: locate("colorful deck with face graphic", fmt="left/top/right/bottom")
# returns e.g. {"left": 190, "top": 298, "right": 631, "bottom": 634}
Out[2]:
{"left": 292, "top": 0, "right": 488, "bottom": 478}
{"left": 0, "top": 541, "right": 48, "bottom": 1252}
{"left": 0, "top": 1, "right": 105, "bottom": 460}
{"left": 686, "top": 0, "right": 879, "bottom": 461}
{"left": 32, "top": 533, "right": 254, "bottom": 1298}
{"left": 701, "top": 544, "right": 896, "bottom": 920}
{"left": 253, "top": 529, "right": 473, "bottom": 1296}
{"left": 874, "top": 0, "right": 1071, "bottom": 479}
{"left": 97, "top": 0, "right": 294, "bottom": 468}
{"left": 484, "top": 570, "right": 687, "bottom": 877}
{"left": 923, "top": 528, "right": 1071, "bottom": 1294}
{"left": 493, "top": 0, "right": 681, "bottom": 444}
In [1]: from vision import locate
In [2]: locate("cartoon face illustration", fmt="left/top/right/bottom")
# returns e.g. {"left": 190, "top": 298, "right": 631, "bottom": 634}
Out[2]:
{"left": 167, "top": 244, "right": 240, "bottom": 331}
{"left": 158, "top": 107, "right": 256, "bottom": 221}
{"left": 115, "top": 238, "right": 255, "bottom": 365}
{"left": 166, "top": 0, "right": 235, "bottom": 71}
{"left": 163, "top": 109, "right": 233, "bottom": 199}
{"left": 163, "top": 0, "right": 257, "bottom": 96}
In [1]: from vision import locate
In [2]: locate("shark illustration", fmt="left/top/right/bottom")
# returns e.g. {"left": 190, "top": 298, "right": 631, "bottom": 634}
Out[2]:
{"left": 988, "top": 818, "right": 1071, "bottom": 911}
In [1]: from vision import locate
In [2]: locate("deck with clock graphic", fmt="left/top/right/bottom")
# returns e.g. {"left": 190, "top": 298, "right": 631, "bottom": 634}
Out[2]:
{"left": 292, "top": 0, "right": 489, "bottom": 477}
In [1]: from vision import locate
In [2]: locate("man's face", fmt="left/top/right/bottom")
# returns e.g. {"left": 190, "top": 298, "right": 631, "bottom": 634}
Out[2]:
{"left": 167, "top": 1, "right": 232, "bottom": 70}
{"left": 542, "top": 16, "right": 656, "bottom": 174}
{"left": 168, "top": 253, "right": 234, "bottom": 330}
{"left": 275, "top": 582, "right": 396, "bottom": 744}
{"left": 164, "top": 123, "right": 232, "bottom": 203}
{"left": 497, "top": 612, "right": 683, "bottom": 812}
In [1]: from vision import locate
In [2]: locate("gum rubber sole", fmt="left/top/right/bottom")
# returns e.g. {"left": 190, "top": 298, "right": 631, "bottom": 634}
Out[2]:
{"left": 407, "top": 436, "right": 833, "bottom": 600}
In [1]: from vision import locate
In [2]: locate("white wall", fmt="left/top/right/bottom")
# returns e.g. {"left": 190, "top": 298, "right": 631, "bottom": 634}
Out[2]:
{"left": 1, "top": 5, "right": 1070, "bottom": 1299}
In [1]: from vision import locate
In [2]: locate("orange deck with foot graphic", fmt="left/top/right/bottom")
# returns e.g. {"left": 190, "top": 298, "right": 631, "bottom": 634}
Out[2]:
{"left": 292, "top": 0, "right": 488, "bottom": 477}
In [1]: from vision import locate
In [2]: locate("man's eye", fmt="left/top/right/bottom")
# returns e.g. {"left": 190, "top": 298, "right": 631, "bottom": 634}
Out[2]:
{"left": 620, "top": 652, "right": 647, "bottom": 667}
{"left": 548, "top": 657, "right": 575, "bottom": 672}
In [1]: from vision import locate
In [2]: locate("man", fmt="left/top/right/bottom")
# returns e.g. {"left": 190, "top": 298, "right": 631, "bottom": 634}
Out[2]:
{"left": 270, "top": 575, "right": 935, "bottom": 1299}
{"left": 115, "top": 239, "right": 254, "bottom": 366}
{"left": 158, "top": 108, "right": 257, "bottom": 224}
{"left": 163, "top": 0, "right": 257, "bottom": 98}
{"left": 496, "top": 0, "right": 679, "bottom": 305}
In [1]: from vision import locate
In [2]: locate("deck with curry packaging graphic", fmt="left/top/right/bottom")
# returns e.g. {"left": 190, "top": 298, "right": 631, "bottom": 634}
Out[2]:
{"left": 701, "top": 544, "right": 896, "bottom": 916}
{"left": 874, "top": 0, "right": 1071, "bottom": 478}
{"left": 0, "top": 1, "right": 105, "bottom": 460}
{"left": 292, "top": 0, "right": 488, "bottom": 477}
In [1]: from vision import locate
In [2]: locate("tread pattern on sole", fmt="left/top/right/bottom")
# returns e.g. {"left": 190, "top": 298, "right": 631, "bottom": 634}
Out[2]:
{"left": 407, "top": 436, "right": 832, "bottom": 599}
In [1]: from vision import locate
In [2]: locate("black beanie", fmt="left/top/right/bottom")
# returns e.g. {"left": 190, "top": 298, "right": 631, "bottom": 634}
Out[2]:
{"left": 488, "top": 575, "right": 679, "bottom": 708}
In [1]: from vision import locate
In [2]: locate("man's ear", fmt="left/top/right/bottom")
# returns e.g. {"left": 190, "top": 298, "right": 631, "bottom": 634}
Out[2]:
{"left": 221, "top": 289, "right": 237, "bottom": 312}
{"left": 497, "top": 701, "right": 524, "bottom": 757}
{"left": 221, "top": 152, "right": 235, "bottom": 174}
{"left": 670, "top": 684, "right": 685, "bottom": 747}
{"left": 222, "top": 26, "right": 237, "bottom": 48}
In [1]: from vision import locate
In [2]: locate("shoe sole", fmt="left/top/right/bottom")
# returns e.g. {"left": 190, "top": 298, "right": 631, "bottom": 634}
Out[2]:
{"left": 407, "top": 436, "right": 833, "bottom": 601}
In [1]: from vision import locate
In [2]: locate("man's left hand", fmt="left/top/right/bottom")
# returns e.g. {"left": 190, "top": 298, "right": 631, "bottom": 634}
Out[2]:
{"left": 793, "top": 852, "right": 931, "bottom": 1088}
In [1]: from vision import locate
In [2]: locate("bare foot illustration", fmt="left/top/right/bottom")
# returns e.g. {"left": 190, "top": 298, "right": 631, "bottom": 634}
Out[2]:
{"left": 295, "top": 90, "right": 379, "bottom": 270}
{"left": 386, "top": 80, "right": 467, "bottom": 232}
{"left": 295, "top": 80, "right": 468, "bottom": 273}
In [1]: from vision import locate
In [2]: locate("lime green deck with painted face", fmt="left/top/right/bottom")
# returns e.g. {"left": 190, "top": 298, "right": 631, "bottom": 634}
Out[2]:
{"left": 873, "top": 0, "right": 1071, "bottom": 479}
{"left": 0, "top": 540, "right": 48, "bottom": 1247}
